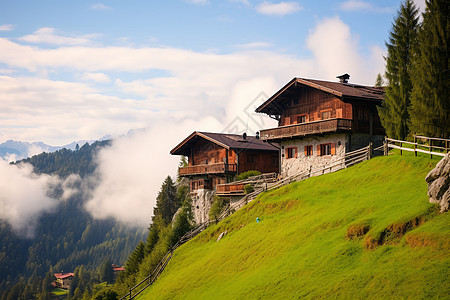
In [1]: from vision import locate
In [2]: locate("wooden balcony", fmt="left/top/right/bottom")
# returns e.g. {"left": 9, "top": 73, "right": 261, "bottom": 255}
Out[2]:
{"left": 216, "top": 183, "right": 245, "bottom": 195}
{"left": 179, "top": 163, "right": 237, "bottom": 176}
{"left": 259, "top": 118, "right": 352, "bottom": 141}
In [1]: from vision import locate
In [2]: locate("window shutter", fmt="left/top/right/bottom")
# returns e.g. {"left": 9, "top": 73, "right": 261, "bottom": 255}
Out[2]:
{"left": 294, "top": 147, "right": 298, "bottom": 158}
{"left": 304, "top": 146, "right": 308, "bottom": 156}
{"left": 331, "top": 143, "right": 336, "bottom": 155}
{"left": 317, "top": 145, "right": 321, "bottom": 156}
{"left": 285, "top": 148, "right": 289, "bottom": 158}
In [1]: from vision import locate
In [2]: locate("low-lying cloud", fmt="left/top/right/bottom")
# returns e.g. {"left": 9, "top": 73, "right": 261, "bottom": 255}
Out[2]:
{"left": 0, "top": 161, "right": 60, "bottom": 237}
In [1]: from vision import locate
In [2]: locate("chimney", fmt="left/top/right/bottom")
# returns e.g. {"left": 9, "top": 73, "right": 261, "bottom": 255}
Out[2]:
{"left": 337, "top": 73, "right": 350, "bottom": 83}
{"left": 242, "top": 132, "right": 247, "bottom": 140}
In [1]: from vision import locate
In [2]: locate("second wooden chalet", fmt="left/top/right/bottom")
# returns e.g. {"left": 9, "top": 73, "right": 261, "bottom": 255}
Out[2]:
{"left": 255, "top": 74, "right": 385, "bottom": 177}
{"left": 170, "top": 131, "right": 279, "bottom": 192}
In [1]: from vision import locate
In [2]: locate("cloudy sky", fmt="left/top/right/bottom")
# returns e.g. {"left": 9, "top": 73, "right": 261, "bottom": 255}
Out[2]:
{"left": 0, "top": 0, "right": 427, "bottom": 229}
{"left": 0, "top": 0, "right": 427, "bottom": 146}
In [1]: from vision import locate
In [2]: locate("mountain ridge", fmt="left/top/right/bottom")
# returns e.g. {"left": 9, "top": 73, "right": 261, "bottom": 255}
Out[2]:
{"left": 0, "top": 134, "right": 112, "bottom": 161}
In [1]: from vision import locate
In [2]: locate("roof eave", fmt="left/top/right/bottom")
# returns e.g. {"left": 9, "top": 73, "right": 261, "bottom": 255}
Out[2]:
{"left": 170, "top": 132, "right": 231, "bottom": 156}
{"left": 255, "top": 78, "right": 344, "bottom": 114}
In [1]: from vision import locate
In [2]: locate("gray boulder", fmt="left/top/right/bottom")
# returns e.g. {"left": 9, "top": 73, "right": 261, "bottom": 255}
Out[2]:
{"left": 425, "top": 153, "right": 450, "bottom": 212}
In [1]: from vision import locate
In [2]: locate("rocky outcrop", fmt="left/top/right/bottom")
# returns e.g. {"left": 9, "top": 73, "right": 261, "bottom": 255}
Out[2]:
{"left": 191, "top": 189, "right": 214, "bottom": 224}
{"left": 425, "top": 153, "right": 450, "bottom": 212}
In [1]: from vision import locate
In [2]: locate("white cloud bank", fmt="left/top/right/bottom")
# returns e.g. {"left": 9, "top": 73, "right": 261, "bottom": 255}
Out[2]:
{"left": 0, "top": 161, "right": 63, "bottom": 237}
{"left": 18, "top": 27, "right": 96, "bottom": 46}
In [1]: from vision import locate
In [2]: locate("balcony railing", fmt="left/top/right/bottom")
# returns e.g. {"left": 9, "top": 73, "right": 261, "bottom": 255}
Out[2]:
{"left": 259, "top": 118, "right": 352, "bottom": 141}
{"left": 216, "top": 183, "right": 245, "bottom": 195}
{"left": 179, "top": 163, "right": 237, "bottom": 176}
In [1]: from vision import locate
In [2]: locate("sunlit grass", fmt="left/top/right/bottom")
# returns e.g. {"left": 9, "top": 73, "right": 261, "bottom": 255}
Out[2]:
{"left": 139, "top": 154, "right": 448, "bottom": 299}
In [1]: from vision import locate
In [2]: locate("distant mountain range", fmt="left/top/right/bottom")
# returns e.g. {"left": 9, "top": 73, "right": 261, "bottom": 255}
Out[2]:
{"left": 0, "top": 135, "right": 112, "bottom": 161}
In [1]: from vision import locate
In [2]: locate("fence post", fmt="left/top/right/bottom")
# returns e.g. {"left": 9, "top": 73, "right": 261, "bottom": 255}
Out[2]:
{"left": 368, "top": 142, "right": 372, "bottom": 160}
{"left": 429, "top": 138, "right": 432, "bottom": 159}
{"left": 400, "top": 141, "right": 402, "bottom": 156}
{"left": 414, "top": 135, "right": 417, "bottom": 157}
{"left": 384, "top": 136, "right": 388, "bottom": 156}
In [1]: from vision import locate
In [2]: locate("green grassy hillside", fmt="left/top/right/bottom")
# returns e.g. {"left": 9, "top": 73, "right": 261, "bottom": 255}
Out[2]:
{"left": 140, "top": 154, "right": 449, "bottom": 299}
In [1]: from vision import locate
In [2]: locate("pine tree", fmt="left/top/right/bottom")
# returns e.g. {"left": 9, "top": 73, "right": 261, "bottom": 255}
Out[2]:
{"left": 378, "top": 0, "right": 419, "bottom": 139}
{"left": 410, "top": 0, "right": 449, "bottom": 138}
{"left": 375, "top": 73, "right": 385, "bottom": 87}
{"left": 124, "top": 241, "right": 145, "bottom": 276}
{"left": 100, "top": 259, "right": 115, "bottom": 285}
{"left": 144, "top": 225, "right": 159, "bottom": 256}
{"left": 153, "top": 176, "right": 179, "bottom": 224}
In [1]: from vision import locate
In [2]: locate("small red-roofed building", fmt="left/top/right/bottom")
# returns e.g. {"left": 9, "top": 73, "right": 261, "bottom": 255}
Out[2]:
{"left": 112, "top": 264, "right": 125, "bottom": 277}
{"left": 54, "top": 272, "right": 74, "bottom": 289}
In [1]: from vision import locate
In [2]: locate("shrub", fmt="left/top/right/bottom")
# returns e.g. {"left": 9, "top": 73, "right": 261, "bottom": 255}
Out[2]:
{"left": 236, "top": 170, "right": 261, "bottom": 181}
{"left": 243, "top": 184, "right": 254, "bottom": 194}
{"left": 209, "top": 196, "right": 229, "bottom": 221}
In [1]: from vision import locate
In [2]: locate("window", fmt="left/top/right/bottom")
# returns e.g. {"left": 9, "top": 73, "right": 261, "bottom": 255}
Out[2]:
{"left": 304, "top": 145, "right": 313, "bottom": 156}
{"left": 297, "top": 115, "right": 306, "bottom": 124}
{"left": 286, "top": 147, "right": 297, "bottom": 159}
{"left": 322, "top": 110, "right": 331, "bottom": 120}
{"left": 317, "top": 143, "right": 336, "bottom": 156}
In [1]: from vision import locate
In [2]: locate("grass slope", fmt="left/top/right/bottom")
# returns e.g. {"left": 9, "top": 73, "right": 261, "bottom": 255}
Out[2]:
{"left": 140, "top": 154, "right": 449, "bottom": 299}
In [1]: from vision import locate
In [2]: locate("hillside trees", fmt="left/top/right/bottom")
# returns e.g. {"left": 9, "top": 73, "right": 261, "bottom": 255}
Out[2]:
{"left": 409, "top": 0, "right": 450, "bottom": 138}
{"left": 114, "top": 176, "right": 193, "bottom": 295}
{"left": 380, "top": 0, "right": 449, "bottom": 139}
{"left": 379, "top": 0, "right": 419, "bottom": 139}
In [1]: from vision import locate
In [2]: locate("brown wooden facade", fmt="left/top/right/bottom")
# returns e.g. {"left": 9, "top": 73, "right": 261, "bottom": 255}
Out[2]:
{"left": 170, "top": 132, "right": 279, "bottom": 191}
{"left": 257, "top": 77, "right": 385, "bottom": 142}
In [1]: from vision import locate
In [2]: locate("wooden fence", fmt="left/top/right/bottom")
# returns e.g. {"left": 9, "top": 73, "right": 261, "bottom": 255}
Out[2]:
{"left": 385, "top": 135, "right": 449, "bottom": 158}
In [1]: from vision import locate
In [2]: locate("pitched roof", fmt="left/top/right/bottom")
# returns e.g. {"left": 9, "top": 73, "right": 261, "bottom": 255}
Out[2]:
{"left": 255, "top": 77, "right": 385, "bottom": 114}
{"left": 170, "top": 131, "right": 279, "bottom": 156}
{"left": 54, "top": 273, "right": 74, "bottom": 279}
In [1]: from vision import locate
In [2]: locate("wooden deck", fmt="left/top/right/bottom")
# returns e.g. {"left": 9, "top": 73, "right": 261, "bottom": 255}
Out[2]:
{"left": 259, "top": 118, "right": 352, "bottom": 141}
{"left": 179, "top": 163, "right": 237, "bottom": 176}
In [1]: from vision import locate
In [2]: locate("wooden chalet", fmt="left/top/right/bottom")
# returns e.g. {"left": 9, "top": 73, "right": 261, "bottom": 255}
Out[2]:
{"left": 255, "top": 74, "right": 385, "bottom": 177}
{"left": 54, "top": 272, "right": 74, "bottom": 290}
{"left": 170, "top": 131, "right": 279, "bottom": 191}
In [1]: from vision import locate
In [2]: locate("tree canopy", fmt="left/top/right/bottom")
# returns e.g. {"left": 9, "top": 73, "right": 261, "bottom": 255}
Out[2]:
{"left": 379, "top": 0, "right": 419, "bottom": 139}
{"left": 409, "top": 0, "right": 449, "bottom": 138}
